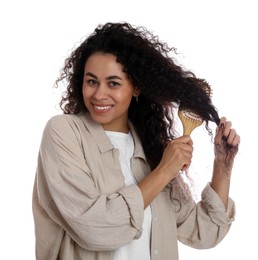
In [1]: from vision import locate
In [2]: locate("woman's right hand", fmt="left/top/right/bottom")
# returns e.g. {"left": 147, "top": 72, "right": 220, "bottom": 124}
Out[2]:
{"left": 138, "top": 135, "right": 193, "bottom": 208}
{"left": 156, "top": 135, "right": 194, "bottom": 179}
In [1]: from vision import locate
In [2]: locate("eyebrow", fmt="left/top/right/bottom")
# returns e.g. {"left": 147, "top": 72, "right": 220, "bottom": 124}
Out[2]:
{"left": 85, "top": 72, "right": 123, "bottom": 80}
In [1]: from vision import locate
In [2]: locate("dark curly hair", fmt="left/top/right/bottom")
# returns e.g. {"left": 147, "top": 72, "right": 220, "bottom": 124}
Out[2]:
{"left": 56, "top": 22, "right": 220, "bottom": 171}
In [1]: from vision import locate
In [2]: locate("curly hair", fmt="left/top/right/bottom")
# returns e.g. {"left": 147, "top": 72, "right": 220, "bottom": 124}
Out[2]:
{"left": 56, "top": 22, "right": 220, "bottom": 172}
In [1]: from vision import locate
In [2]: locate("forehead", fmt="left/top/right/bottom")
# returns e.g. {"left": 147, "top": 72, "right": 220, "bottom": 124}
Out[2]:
{"left": 84, "top": 53, "right": 124, "bottom": 72}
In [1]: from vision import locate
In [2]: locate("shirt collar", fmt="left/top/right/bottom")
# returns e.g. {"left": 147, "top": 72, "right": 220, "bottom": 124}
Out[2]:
{"left": 79, "top": 113, "right": 147, "bottom": 162}
{"left": 128, "top": 121, "right": 147, "bottom": 162}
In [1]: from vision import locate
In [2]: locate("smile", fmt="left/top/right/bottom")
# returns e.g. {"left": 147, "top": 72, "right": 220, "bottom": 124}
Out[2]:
{"left": 93, "top": 104, "right": 113, "bottom": 112}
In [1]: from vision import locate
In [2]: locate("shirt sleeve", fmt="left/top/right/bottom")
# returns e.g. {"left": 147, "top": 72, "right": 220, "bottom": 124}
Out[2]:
{"left": 176, "top": 182, "right": 235, "bottom": 249}
{"left": 35, "top": 115, "right": 144, "bottom": 251}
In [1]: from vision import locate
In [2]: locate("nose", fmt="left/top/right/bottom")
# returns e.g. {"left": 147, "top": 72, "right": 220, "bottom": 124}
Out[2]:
{"left": 93, "top": 84, "right": 108, "bottom": 100}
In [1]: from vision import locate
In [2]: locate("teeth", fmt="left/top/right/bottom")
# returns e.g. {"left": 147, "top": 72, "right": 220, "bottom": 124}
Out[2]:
{"left": 94, "top": 105, "right": 112, "bottom": 110}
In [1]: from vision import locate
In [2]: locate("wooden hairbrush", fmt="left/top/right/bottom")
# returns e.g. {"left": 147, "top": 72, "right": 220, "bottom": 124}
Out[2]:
{"left": 177, "top": 78, "right": 211, "bottom": 135}
{"left": 178, "top": 109, "right": 203, "bottom": 135}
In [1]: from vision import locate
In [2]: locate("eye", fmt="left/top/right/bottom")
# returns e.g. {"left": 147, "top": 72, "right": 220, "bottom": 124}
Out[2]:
{"left": 86, "top": 79, "right": 98, "bottom": 86}
{"left": 109, "top": 81, "right": 120, "bottom": 87}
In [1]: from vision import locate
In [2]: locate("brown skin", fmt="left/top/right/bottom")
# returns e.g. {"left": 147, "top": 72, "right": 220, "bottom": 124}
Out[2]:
{"left": 82, "top": 53, "right": 140, "bottom": 133}
{"left": 211, "top": 117, "right": 240, "bottom": 208}
{"left": 138, "top": 135, "right": 193, "bottom": 208}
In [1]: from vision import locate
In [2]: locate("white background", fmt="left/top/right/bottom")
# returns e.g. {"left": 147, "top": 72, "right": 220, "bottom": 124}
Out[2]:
{"left": 1, "top": 0, "right": 257, "bottom": 259}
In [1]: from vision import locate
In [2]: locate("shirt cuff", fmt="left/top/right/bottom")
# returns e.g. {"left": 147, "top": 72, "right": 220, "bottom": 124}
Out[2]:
{"left": 118, "top": 184, "right": 144, "bottom": 239}
{"left": 201, "top": 183, "right": 236, "bottom": 227}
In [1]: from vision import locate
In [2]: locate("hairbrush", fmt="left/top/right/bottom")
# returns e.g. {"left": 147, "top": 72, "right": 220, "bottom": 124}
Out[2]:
{"left": 178, "top": 79, "right": 211, "bottom": 135}
{"left": 178, "top": 109, "right": 203, "bottom": 135}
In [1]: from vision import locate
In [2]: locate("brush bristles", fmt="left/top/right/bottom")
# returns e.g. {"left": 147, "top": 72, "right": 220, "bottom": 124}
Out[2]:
{"left": 178, "top": 109, "right": 203, "bottom": 135}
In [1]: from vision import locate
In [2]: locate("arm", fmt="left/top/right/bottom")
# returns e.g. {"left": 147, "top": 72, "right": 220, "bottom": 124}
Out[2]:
{"left": 35, "top": 116, "right": 144, "bottom": 251}
{"left": 177, "top": 117, "right": 240, "bottom": 248}
{"left": 138, "top": 117, "right": 240, "bottom": 249}
{"left": 177, "top": 182, "right": 236, "bottom": 249}
{"left": 210, "top": 117, "right": 240, "bottom": 209}
{"left": 138, "top": 135, "right": 193, "bottom": 208}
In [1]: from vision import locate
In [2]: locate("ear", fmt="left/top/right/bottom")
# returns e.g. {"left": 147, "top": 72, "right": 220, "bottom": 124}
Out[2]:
{"left": 133, "top": 87, "right": 141, "bottom": 97}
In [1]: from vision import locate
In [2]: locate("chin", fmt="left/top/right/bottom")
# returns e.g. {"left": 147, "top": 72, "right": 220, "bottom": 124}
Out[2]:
{"left": 89, "top": 113, "right": 111, "bottom": 125}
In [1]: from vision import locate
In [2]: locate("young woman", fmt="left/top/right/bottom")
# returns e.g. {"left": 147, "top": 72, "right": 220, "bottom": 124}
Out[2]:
{"left": 32, "top": 22, "right": 240, "bottom": 260}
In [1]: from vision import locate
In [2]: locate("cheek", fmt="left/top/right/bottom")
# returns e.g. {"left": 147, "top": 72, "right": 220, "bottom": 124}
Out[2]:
{"left": 82, "top": 86, "right": 92, "bottom": 100}
{"left": 122, "top": 93, "right": 133, "bottom": 105}
{"left": 115, "top": 89, "right": 134, "bottom": 103}
{"left": 82, "top": 88, "right": 92, "bottom": 108}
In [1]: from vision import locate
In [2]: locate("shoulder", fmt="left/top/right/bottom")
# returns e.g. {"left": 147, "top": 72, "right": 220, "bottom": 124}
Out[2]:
{"left": 45, "top": 113, "right": 90, "bottom": 131}
{"left": 42, "top": 114, "right": 87, "bottom": 141}
{"left": 38, "top": 114, "right": 95, "bottom": 154}
{"left": 47, "top": 114, "right": 80, "bottom": 126}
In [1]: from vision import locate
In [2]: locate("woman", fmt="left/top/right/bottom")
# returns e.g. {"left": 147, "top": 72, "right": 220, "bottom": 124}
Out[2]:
{"left": 32, "top": 22, "right": 240, "bottom": 260}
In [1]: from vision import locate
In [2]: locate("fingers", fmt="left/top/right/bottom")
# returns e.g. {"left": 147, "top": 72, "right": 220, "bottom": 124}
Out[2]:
{"left": 214, "top": 117, "right": 240, "bottom": 172}
{"left": 226, "top": 129, "right": 240, "bottom": 147}
{"left": 214, "top": 117, "right": 240, "bottom": 171}
{"left": 177, "top": 137, "right": 193, "bottom": 171}
{"left": 215, "top": 117, "right": 240, "bottom": 149}
{"left": 161, "top": 136, "right": 193, "bottom": 174}
{"left": 176, "top": 135, "right": 193, "bottom": 146}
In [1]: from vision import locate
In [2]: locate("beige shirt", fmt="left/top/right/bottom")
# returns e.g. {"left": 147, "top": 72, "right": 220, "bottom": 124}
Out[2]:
{"left": 32, "top": 113, "right": 235, "bottom": 260}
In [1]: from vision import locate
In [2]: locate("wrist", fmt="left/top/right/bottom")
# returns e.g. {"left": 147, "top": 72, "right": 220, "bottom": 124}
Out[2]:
{"left": 213, "top": 158, "right": 232, "bottom": 180}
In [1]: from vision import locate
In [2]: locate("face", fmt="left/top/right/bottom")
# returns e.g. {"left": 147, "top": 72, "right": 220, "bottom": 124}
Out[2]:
{"left": 83, "top": 52, "right": 139, "bottom": 133}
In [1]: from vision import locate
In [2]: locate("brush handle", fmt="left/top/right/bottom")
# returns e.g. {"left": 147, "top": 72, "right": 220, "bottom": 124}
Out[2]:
{"left": 183, "top": 127, "right": 194, "bottom": 136}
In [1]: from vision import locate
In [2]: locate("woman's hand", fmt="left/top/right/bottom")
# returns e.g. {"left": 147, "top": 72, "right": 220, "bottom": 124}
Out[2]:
{"left": 138, "top": 135, "right": 193, "bottom": 208}
{"left": 157, "top": 135, "right": 194, "bottom": 178}
{"left": 211, "top": 117, "right": 240, "bottom": 208}
{"left": 214, "top": 117, "right": 240, "bottom": 175}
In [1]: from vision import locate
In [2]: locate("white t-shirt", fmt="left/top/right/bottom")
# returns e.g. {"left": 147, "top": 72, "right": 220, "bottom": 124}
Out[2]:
{"left": 106, "top": 131, "right": 152, "bottom": 260}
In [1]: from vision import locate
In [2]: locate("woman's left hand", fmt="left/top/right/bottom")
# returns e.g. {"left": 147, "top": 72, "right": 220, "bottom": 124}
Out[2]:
{"left": 214, "top": 117, "right": 240, "bottom": 173}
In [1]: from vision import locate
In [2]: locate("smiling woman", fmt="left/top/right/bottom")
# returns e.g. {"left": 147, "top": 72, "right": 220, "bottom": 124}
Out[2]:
{"left": 82, "top": 53, "right": 140, "bottom": 133}
{"left": 32, "top": 22, "right": 240, "bottom": 260}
